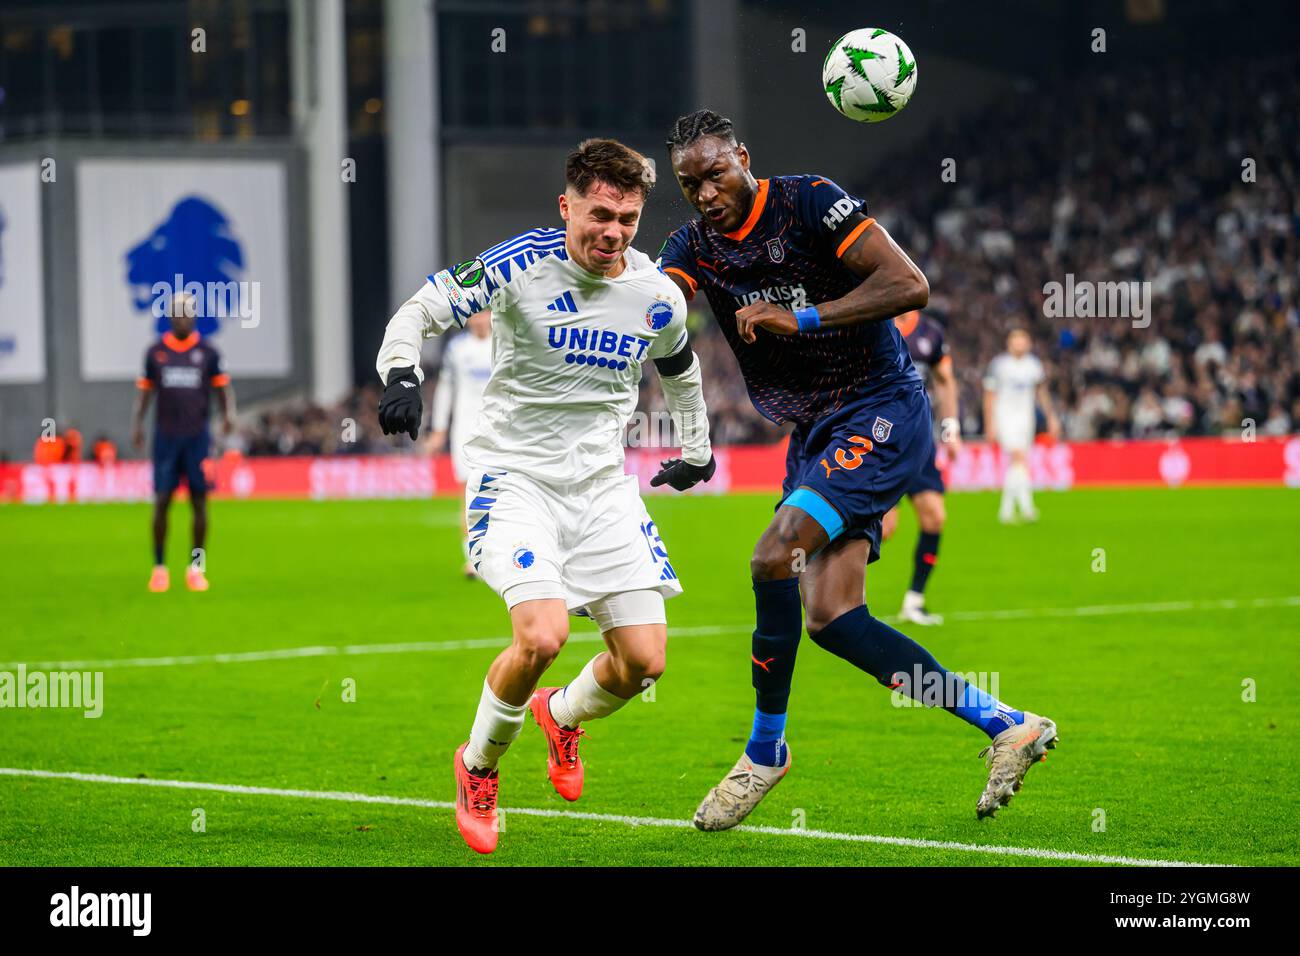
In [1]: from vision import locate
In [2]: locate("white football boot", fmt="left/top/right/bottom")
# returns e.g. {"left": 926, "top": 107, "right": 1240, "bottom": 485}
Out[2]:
{"left": 898, "top": 590, "right": 944, "bottom": 626}
{"left": 976, "top": 711, "right": 1058, "bottom": 819}
{"left": 693, "top": 746, "right": 792, "bottom": 832}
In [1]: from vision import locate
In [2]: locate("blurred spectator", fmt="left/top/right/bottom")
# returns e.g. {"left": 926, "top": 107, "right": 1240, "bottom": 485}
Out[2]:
{"left": 92, "top": 435, "right": 118, "bottom": 464}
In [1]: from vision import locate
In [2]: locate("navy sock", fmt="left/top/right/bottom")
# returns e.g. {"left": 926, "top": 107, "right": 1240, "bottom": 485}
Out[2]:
{"left": 153, "top": 545, "right": 164, "bottom": 565}
{"left": 910, "top": 531, "right": 940, "bottom": 594}
{"left": 746, "top": 578, "right": 802, "bottom": 764}
{"left": 809, "top": 605, "right": 1023, "bottom": 738}
{"left": 750, "top": 578, "right": 802, "bottom": 714}
{"left": 745, "top": 709, "right": 788, "bottom": 767}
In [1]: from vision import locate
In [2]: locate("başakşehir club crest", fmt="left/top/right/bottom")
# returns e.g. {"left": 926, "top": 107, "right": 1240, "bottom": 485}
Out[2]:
{"left": 872, "top": 416, "right": 893, "bottom": 443}
{"left": 766, "top": 238, "right": 785, "bottom": 263}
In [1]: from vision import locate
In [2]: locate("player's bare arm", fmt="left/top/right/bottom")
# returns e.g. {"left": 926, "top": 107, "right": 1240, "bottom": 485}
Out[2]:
{"left": 215, "top": 382, "right": 236, "bottom": 437}
{"left": 982, "top": 386, "right": 998, "bottom": 445}
{"left": 931, "top": 355, "right": 962, "bottom": 454}
{"left": 1037, "top": 380, "right": 1060, "bottom": 439}
{"left": 130, "top": 387, "right": 153, "bottom": 451}
{"left": 735, "top": 222, "right": 928, "bottom": 343}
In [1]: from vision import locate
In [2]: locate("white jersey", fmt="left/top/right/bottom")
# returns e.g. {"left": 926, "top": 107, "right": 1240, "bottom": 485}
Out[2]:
{"left": 431, "top": 332, "right": 492, "bottom": 443}
{"left": 377, "top": 227, "right": 689, "bottom": 485}
{"left": 984, "top": 352, "right": 1043, "bottom": 422}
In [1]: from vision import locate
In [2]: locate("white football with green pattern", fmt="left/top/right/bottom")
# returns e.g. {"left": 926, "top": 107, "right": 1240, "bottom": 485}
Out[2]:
{"left": 821, "top": 27, "right": 917, "bottom": 123}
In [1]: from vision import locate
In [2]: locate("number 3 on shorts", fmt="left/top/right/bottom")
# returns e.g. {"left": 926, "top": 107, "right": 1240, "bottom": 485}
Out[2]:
{"left": 832, "top": 435, "right": 874, "bottom": 470}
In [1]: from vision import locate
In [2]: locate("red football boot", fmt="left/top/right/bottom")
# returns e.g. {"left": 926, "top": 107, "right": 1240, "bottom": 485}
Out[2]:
{"left": 453, "top": 742, "right": 500, "bottom": 854}
{"left": 529, "top": 687, "right": 587, "bottom": 802}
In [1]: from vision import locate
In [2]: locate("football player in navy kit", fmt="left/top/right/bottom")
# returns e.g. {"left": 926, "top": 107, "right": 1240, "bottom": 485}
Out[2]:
{"left": 131, "top": 294, "right": 235, "bottom": 592}
{"left": 880, "top": 310, "right": 961, "bottom": 626}
{"left": 660, "top": 110, "right": 1057, "bottom": 826}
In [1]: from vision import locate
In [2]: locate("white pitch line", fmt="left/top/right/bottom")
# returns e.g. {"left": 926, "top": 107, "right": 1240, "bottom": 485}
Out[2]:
{"left": 0, "top": 767, "right": 1226, "bottom": 868}
{"left": 4, "top": 595, "right": 1297, "bottom": 673}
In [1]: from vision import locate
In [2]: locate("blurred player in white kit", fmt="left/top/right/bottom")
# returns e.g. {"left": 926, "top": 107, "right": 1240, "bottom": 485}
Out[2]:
{"left": 983, "top": 329, "right": 1059, "bottom": 522}
{"left": 374, "top": 138, "right": 715, "bottom": 854}
{"left": 427, "top": 308, "right": 493, "bottom": 577}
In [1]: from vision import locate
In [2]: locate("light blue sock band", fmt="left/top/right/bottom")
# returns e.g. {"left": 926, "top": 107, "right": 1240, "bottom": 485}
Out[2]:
{"left": 784, "top": 487, "right": 845, "bottom": 541}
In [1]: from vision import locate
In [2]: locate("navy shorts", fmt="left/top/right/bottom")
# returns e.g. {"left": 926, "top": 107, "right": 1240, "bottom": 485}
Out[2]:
{"left": 780, "top": 383, "right": 934, "bottom": 564}
{"left": 153, "top": 429, "right": 210, "bottom": 495}
{"left": 904, "top": 443, "right": 946, "bottom": 497}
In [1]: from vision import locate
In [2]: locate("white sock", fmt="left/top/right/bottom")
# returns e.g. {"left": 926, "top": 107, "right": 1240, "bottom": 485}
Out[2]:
{"left": 1013, "top": 462, "right": 1035, "bottom": 514}
{"left": 999, "top": 468, "right": 1017, "bottom": 516}
{"left": 464, "top": 679, "right": 528, "bottom": 771}
{"left": 549, "top": 656, "right": 628, "bottom": 728}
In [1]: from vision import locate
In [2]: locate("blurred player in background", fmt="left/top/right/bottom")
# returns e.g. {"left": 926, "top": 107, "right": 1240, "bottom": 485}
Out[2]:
{"left": 131, "top": 293, "right": 235, "bottom": 592}
{"left": 426, "top": 308, "right": 493, "bottom": 577}
{"left": 880, "top": 309, "right": 961, "bottom": 626}
{"left": 662, "top": 109, "right": 1057, "bottom": 828}
{"left": 375, "top": 139, "right": 714, "bottom": 854}
{"left": 983, "top": 329, "right": 1059, "bottom": 523}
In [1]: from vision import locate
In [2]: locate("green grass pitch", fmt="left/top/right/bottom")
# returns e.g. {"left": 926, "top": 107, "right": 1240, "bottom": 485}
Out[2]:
{"left": 1, "top": 487, "right": 1296, "bottom": 866}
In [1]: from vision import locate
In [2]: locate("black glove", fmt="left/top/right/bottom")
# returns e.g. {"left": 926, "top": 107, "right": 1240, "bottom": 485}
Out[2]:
{"left": 378, "top": 366, "right": 422, "bottom": 440}
{"left": 650, "top": 454, "right": 716, "bottom": 491}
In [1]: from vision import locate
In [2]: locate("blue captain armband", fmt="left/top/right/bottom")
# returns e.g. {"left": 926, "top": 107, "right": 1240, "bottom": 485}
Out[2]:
{"left": 795, "top": 306, "right": 821, "bottom": 332}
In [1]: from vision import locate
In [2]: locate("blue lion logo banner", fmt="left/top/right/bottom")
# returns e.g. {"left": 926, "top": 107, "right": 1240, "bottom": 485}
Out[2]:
{"left": 124, "top": 196, "right": 244, "bottom": 335}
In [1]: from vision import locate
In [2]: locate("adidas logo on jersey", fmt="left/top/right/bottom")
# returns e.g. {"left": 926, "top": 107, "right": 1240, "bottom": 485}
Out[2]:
{"left": 546, "top": 291, "right": 579, "bottom": 313}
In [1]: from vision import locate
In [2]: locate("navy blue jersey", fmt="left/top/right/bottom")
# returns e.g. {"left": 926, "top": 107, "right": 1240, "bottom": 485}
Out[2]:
{"left": 658, "top": 174, "right": 920, "bottom": 426}
{"left": 896, "top": 311, "right": 948, "bottom": 382}
{"left": 137, "top": 332, "right": 228, "bottom": 437}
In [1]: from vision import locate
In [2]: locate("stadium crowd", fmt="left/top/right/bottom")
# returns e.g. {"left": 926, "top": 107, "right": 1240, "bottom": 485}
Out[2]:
{"left": 861, "top": 56, "right": 1300, "bottom": 442}
{"left": 226, "top": 57, "right": 1298, "bottom": 456}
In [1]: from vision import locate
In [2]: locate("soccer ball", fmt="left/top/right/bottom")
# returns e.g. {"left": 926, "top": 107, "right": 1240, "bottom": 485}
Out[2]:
{"left": 821, "top": 28, "right": 918, "bottom": 123}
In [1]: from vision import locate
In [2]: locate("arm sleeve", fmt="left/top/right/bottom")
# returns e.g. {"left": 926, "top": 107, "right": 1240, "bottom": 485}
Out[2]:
{"left": 982, "top": 357, "right": 1001, "bottom": 392}
{"left": 933, "top": 321, "right": 949, "bottom": 362}
{"left": 647, "top": 284, "right": 690, "bottom": 362}
{"left": 208, "top": 347, "right": 230, "bottom": 388}
{"left": 650, "top": 288, "right": 710, "bottom": 466}
{"left": 137, "top": 349, "right": 158, "bottom": 390}
{"left": 658, "top": 352, "right": 712, "bottom": 468}
{"left": 655, "top": 228, "right": 700, "bottom": 300}
{"left": 430, "top": 343, "right": 455, "bottom": 431}
{"left": 376, "top": 253, "right": 508, "bottom": 386}
{"left": 796, "top": 175, "right": 875, "bottom": 259}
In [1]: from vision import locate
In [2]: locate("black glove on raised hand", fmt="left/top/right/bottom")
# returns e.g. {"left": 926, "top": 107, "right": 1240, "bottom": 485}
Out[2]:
{"left": 650, "top": 453, "right": 716, "bottom": 492}
{"left": 378, "top": 365, "right": 422, "bottom": 440}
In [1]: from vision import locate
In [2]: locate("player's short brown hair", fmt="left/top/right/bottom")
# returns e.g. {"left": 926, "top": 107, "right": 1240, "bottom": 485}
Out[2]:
{"left": 565, "top": 138, "right": 656, "bottom": 199}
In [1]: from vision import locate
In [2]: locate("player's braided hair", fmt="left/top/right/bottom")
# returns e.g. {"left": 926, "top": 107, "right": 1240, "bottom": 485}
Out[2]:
{"left": 565, "top": 138, "right": 656, "bottom": 198}
{"left": 665, "top": 109, "right": 737, "bottom": 152}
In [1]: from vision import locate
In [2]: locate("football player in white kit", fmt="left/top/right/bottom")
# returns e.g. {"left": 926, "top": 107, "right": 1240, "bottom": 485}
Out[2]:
{"left": 375, "top": 139, "right": 715, "bottom": 854}
{"left": 982, "top": 329, "right": 1059, "bottom": 522}
{"left": 427, "top": 308, "right": 493, "bottom": 577}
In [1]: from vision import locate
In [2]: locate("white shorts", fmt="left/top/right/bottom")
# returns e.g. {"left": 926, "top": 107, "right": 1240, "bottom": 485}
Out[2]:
{"left": 464, "top": 469, "right": 683, "bottom": 616}
{"left": 995, "top": 412, "right": 1035, "bottom": 452}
